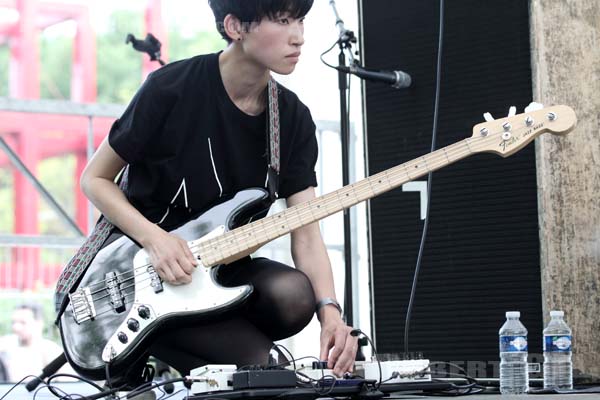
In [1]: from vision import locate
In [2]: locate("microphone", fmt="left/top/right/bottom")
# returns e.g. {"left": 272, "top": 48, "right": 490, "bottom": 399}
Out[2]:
{"left": 337, "top": 64, "right": 412, "bottom": 89}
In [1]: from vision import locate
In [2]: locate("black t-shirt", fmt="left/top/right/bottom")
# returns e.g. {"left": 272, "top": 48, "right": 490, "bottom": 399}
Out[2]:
{"left": 108, "top": 52, "right": 318, "bottom": 230}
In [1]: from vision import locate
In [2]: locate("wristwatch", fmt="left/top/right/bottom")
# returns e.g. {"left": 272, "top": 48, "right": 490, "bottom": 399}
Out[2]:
{"left": 315, "top": 297, "right": 343, "bottom": 315}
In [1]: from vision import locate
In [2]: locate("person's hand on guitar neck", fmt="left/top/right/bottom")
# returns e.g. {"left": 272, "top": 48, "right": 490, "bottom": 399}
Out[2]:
{"left": 139, "top": 225, "right": 198, "bottom": 285}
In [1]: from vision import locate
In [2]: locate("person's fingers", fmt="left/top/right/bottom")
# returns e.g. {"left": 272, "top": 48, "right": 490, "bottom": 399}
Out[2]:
{"left": 156, "top": 262, "right": 176, "bottom": 283}
{"left": 320, "top": 330, "right": 334, "bottom": 361}
{"left": 180, "top": 240, "right": 199, "bottom": 271}
{"left": 327, "top": 329, "right": 348, "bottom": 369}
{"left": 170, "top": 261, "right": 192, "bottom": 284}
{"left": 333, "top": 335, "right": 358, "bottom": 376}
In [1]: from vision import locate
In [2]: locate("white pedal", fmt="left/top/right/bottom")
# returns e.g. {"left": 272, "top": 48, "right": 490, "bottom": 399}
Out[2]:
{"left": 364, "top": 359, "right": 431, "bottom": 383}
{"left": 296, "top": 367, "right": 335, "bottom": 381}
{"left": 289, "top": 360, "right": 337, "bottom": 382}
{"left": 189, "top": 364, "right": 237, "bottom": 393}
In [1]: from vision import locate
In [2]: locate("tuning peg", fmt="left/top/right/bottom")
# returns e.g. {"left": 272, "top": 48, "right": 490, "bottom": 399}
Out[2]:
{"left": 508, "top": 106, "right": 517, "bottom": 117}
{"left": 483, "top": 112, "right": 495, "bottom": 122}
{"left": 525, "top": 102, "right": 544, "bottom": 113}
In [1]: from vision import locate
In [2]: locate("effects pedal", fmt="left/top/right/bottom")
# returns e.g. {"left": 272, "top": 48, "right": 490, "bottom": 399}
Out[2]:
{"left": 363, "top": 359, "right": 431, "bottom": 384}
{"left": 292, "top": 361, "right": 364, "bottom": 387}
{"left": 232, "top": 369, "right": 297, "bottom": 389}
{"left": 189, "top": 364, "right": 237, "bottom": 393}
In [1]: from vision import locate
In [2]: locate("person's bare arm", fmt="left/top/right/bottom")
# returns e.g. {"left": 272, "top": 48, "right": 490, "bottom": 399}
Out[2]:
{"left": 80, "top": 138, "right": 196, "bottom": 284}
{"left": 287, "top": 187, "right": 357, "bottom": 376}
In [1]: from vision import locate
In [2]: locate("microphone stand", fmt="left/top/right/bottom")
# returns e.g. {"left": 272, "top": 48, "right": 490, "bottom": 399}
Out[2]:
{"left": 329, "top": 0, "right": 358, "bottom": 327}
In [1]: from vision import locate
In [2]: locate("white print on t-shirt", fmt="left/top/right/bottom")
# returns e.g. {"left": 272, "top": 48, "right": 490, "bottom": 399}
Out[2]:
{"left": 157, "top": 178, "right": 189, "bottom": 225}
{"left": 208, "top": 137, "right": 223, "bottom": 197}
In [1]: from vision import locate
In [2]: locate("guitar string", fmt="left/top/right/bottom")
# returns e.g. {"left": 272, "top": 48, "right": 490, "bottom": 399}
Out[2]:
{"left": 72, "top": 134, "right": 499, "bottom": 319}
{"left": 91, "top": 276, "right": 154, "bottom": 306}
{"left": 189, "top": 131, "right": 510, "bottom": 258}
{"left": 75, "top": 131, "right": 510, "bottom": 295}
{"left": 79, "top": 281, "right": 152, "bottom": 321}
{"left": 181, "top": 134, "right": 493, "bottom": 259}
{"left": 74, "top": 126, "right": 532, "bottom": 295}
{"left": 78, "top": 136, "right": 482, "bottom": 294}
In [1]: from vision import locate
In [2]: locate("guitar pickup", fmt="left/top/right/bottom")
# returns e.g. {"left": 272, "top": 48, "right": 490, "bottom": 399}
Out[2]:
{"left": 147, "top": 266, "right": 164, "bottom": 293}
{"left": 105, "top": 271, "right": 126, "bottom": 313}
{"left": 69, "top": 286, "right": 96, "bottom": 324}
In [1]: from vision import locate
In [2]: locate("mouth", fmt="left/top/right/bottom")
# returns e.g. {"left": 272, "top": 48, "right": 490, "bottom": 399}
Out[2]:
{"left": 286, "top": 52, "right": 301, "bottom": 58}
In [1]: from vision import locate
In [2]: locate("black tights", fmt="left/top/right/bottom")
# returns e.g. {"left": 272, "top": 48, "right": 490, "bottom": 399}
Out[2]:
{"left": 149, "top": 257, "right": 315, "bottom": 375}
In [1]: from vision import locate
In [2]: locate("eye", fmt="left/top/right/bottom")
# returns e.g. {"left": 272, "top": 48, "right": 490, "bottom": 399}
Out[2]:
{"left": 299, "top": 17, "right": 305, "bottom": 24}
{"left": 278, "top": 18, "right": 290, "bottom": 25}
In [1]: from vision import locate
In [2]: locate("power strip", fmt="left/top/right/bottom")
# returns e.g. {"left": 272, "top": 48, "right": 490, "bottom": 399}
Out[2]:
{"left": 189, "top": 364, "right": 237, "bottom": 393}
{"left": 363, "top": 359, "right": 431, "bottom": 383}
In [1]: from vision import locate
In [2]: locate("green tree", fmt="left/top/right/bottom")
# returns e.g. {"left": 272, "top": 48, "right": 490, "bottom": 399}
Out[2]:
{"left": 40, "top": 37, "right": 72, "bottom": 100}
{"left": 96, "top": 10, "right": 144, "bottom": 104}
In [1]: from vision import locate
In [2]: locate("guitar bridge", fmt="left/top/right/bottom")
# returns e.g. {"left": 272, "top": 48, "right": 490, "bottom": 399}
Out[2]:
{"left": 106, "top": 271, "right": 126, "bottom": 313}
{"left": 69, "top": 286, "right": 96, "bottom": 324}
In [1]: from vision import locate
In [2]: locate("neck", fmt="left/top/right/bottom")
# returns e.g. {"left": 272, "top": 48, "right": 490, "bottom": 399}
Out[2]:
{"left": 219, "top": 45, "right": 270, "bottom": 115}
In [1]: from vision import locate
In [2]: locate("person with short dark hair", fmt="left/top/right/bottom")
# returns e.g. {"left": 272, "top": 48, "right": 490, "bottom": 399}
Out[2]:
{"left": 75, "top": 0, "right": 357, "bottom": 381}
{"left": 0, "top": 303, "right": 63, "bottom": 382}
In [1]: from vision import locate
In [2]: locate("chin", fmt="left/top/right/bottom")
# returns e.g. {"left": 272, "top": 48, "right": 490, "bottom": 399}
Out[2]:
{"left": 271, "top": 65, "right": 296, "bottom": 75}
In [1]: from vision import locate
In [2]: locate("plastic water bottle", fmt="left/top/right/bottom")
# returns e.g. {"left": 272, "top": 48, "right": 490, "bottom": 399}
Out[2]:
{"left": 499, "top": 311, "right": 529, "bottom": 394}
{"left": 543, "top": 310, "right": 573, "bottom": 389}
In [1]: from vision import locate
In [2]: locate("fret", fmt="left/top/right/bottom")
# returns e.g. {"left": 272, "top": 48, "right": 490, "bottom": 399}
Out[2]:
{"left": 252, "top": 218, "right": 270, "bottom": 243}
{"left": 331, "top": 190, "right": 344, "bottom": 213}
{"left": 339, "top": 186, "right": 356, "bottom": 208}
{"left": 374, "top": 170, "right": 393, "bottom": 195}
{"left": 307, "top": 202, "right": 322, "bottom": 225}
{"left": 354, "top": 180, "right": 373, "bottom": 203}
{"left": 285, "top": 205, "right": 300, "bottom": 227}
{"left": 322, "top": 192, "right": 338, "bottom": 215}
{"left": 442, "top": 147, "right": 451, "bottom": 163}
{"left": 204, "top": 137, "right": 485, "bottom": 266}
{"left": 311, "top": 199, "right": 329, "bottom": 220}
{"left": 464, "top": 138, "right": 473, "bottom": 154}
{"left": 365, "top": 176, "right": 379, "bottom": 198}
{"left": 239, "top": 224, "right": 258, "bottom": 248}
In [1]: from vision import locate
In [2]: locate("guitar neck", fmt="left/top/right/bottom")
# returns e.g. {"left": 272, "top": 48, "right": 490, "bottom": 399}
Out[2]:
{"left": 199, "top": 137, "right": 478, "bottom": 266}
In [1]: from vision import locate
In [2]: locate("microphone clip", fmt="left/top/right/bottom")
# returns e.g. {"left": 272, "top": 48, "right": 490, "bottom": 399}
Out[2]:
{"left": 125, "top": 33, "right": 166, "bottom": 66}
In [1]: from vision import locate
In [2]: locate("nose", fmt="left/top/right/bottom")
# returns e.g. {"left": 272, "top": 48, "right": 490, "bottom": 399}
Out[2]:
{"left": 290, "top": 20, "right": 304, "bottom": 47}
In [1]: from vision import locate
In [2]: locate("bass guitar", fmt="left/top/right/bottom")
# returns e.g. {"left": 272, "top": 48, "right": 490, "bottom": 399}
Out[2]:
{"left": 59, "top": 105, "right": 576, "bottom": 379}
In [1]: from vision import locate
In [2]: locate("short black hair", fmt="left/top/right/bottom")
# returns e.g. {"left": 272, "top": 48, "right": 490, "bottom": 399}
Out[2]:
{"left": 208, "top": 0, "right": 314, "bottom": 43}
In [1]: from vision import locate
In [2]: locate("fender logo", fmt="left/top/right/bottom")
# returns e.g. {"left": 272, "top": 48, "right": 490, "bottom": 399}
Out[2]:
{"left": 500, "top": 136, "right": 520, "bottom": 151}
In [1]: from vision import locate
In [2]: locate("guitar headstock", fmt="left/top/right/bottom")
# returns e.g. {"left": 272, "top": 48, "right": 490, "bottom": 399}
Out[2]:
{"left": 471, "top": 105, "right": 576, "bottom": 157}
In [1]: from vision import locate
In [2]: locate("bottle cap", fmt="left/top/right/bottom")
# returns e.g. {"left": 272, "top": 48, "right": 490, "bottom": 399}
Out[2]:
{"left": 550, "top": 310, "right": 564, "bottom": 317}
{"left": 506, "top": 311, "right": 520, "bottom": 318}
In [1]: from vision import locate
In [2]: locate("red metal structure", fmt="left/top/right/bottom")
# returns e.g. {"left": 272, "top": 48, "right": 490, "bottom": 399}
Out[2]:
{"left": 0, "top": 0, "right": 167, "bottom": 288}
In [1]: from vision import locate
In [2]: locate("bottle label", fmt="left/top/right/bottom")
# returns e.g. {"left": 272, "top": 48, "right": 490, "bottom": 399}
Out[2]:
{"left": 544, "top": 335, "right": 572, "bottom": 352}
{"left": 500, "top": 335, "right": 528, "bottom": 352}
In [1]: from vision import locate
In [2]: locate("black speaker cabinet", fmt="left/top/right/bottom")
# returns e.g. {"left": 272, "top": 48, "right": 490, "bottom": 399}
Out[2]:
{"left": 361, "top": 0, "right": 542, "bottom": 376}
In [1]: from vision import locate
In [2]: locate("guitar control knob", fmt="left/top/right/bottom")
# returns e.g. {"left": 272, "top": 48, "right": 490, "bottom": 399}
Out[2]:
{"left": 138, "top": 305, "right": 150, "bottom": 319}
{"left": 127, "top": 318, "right": 140, "bottom": 332}
{"left": 117, "top": 332, "right": 128, "bottom": 344}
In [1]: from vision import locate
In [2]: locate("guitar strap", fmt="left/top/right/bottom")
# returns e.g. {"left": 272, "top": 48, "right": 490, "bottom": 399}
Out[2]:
{"left": 54, "top": 77, "right": 281, "bottom": 322}
{"left": 266, "top": 77, "right": 281, "bottom": 201}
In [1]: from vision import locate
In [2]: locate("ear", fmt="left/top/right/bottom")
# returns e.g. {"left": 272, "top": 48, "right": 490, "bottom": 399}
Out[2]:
{"left": 223, "top": 14, "right": 243, "bottom": 42}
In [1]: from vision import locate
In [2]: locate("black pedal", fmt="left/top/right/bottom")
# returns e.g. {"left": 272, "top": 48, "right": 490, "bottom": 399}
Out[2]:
{"left": 232, "top": 370, "right": 297, "bottom": 389}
